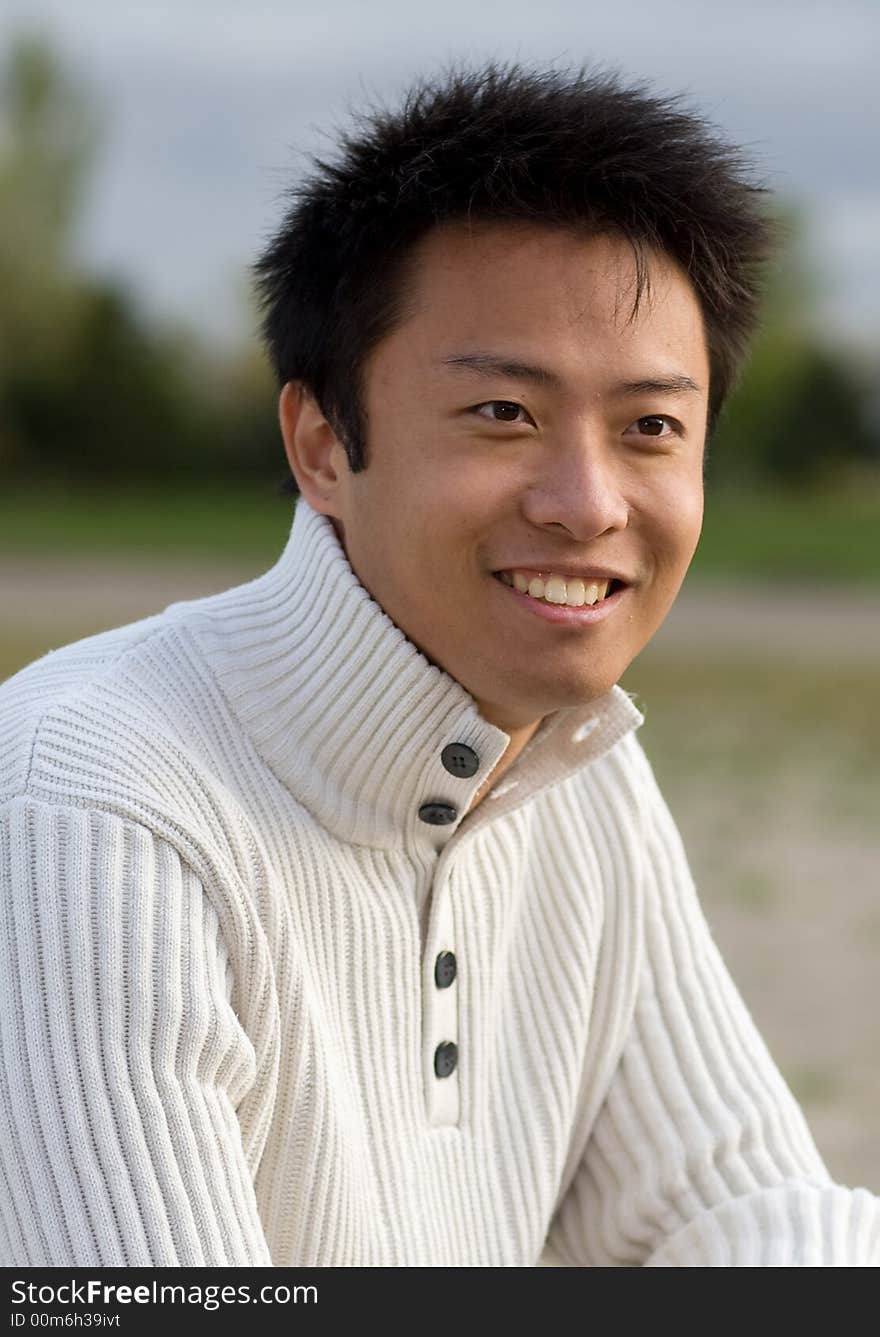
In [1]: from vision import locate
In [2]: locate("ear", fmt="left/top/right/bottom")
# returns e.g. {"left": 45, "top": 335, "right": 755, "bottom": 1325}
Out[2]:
{"left": 278, "top": 382, "right": 348, "bottom": 518}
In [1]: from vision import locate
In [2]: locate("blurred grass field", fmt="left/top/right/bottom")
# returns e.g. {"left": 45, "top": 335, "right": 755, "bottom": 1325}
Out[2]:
{"left": 1, "top": 481, "right": 878, "bottom": 1192}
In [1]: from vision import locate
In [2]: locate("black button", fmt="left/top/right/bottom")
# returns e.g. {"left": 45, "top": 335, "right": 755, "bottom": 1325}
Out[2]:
{"left": 418, "top": 801, "right": 458, "bottom": 825}
{"left": 441, "top": 742, "right": 480, "bottom": 778}
{"left": 434, "top": 1041, "right": 458, "bottom": 1078}
{"left": 434, "top": 951, "right": 457, "bottom": 988}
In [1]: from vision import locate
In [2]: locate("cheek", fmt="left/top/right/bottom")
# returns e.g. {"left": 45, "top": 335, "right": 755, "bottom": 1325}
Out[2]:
{"left": 672, "top": 484, "right": 704, "bottom": 543}
{"left": 643, "top": 471, "right": 703, "bottom": 545}
{"left": 683, "top": 479, "right": 705, "bottom": 542}
{"left": 409, "top": 456, "right": 507, "bottom": 533}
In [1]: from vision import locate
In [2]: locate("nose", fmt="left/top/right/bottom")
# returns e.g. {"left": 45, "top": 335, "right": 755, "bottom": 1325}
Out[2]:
{"left": 520, "top": 437, "right": 630, "bottom": 541}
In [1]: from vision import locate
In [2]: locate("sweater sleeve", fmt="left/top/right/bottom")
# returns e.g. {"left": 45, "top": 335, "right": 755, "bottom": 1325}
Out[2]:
{"left": 0, "top": 796, "right": 274, "bottom": 1267}
{"left": 542, "top": 751, "right": 880, "bottom": 1267}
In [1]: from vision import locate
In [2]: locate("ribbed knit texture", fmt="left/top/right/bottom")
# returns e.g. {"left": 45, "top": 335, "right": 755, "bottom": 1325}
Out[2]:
{"left": 1, "top": 496, "right": 878, "bottom": 1267}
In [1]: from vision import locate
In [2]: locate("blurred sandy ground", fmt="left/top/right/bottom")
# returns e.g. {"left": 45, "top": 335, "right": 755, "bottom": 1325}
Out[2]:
{"left": 2, "top": 556, "right": 878, "bottom": 1193}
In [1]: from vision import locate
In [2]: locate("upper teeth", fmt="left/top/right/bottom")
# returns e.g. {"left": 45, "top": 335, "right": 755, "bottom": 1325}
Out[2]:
{"left": 498, "top": 570, "right": 612, "bottom": 606}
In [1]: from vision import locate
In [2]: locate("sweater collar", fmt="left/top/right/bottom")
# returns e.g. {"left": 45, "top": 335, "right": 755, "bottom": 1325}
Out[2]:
{"left": 190, "top": 496, "right": 644, "bottom": 851}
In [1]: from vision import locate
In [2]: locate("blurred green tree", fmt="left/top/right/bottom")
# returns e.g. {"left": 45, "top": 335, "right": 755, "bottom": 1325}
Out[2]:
{"left": 0, "top": 30, "right": 257, "bottom": 481}
{"left": 705, "top": 202, "right": 879, "bottom": 492}
{"left": 0, "top": 27, "right": 100, "bottom": 468}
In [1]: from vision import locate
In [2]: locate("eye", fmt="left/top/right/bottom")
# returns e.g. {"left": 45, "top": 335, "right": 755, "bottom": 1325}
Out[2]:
{"left": 627, "top": 415, "right": 682, "bottom": 438}
{"left": 473, "top": 400, "right": 534, "bottom": 425}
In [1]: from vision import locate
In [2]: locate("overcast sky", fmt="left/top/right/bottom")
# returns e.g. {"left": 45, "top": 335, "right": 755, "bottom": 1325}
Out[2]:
{"left": 3, "top": 0, "right": 877, "bottom": 357}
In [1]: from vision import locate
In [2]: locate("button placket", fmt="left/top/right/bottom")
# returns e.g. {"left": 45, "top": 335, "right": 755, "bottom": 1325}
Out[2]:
{"left": 417, "top": 740, "right": 483, "bottom": 1125}
{"left": 422, "top": 884, "right": 459, "bottom": 1126}
{"left": 417, "top": 740, "right": 483, "bottom": 849}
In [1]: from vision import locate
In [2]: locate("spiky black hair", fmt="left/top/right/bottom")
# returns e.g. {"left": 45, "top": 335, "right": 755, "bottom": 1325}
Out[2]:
{"left": 252, "top": 59, "right": 785, "bottom": 494}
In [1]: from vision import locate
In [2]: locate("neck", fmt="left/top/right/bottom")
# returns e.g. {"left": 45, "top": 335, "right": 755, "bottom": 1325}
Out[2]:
{"left": 465, "top": 711, "right": 543, "bottom": 814}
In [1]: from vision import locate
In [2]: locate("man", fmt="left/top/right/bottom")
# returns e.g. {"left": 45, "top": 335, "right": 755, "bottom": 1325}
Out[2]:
{"left": 1, "top": 61, "right": 878, "bottom": 1268}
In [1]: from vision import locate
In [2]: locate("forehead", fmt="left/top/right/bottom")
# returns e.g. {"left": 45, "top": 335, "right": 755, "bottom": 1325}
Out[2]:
{"left": 385, "top": 220, "right": 708, "bottom": 378}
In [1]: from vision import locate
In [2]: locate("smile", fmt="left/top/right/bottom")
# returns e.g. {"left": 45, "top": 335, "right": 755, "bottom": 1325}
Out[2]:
{"left": 491, "top": 571, "right": 628, "bottom": 624}
{"left": 496, "top": 569, "right": 622, "bottom": 606}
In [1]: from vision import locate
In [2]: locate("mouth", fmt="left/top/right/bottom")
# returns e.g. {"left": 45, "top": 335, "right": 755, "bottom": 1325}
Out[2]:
{"left": 491, "top": 570, "right": 630, "bottom": 624}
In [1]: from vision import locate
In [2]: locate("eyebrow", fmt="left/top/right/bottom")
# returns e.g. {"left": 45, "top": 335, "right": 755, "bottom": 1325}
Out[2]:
{"left": 440, "top": 352, "right": 703, "bottom": 398}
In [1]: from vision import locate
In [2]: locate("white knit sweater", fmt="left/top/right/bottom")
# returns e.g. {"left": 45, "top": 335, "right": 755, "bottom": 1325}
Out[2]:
{"left": 1, "top": 496, "right": 878, "bottom": 1268}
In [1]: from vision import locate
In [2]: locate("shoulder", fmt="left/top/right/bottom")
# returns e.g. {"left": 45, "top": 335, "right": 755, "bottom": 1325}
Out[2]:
{"left": 0, "top": 603, "right": 252, "bottom": 868}
{"left": 557, "top": 719, "right": 690, "bottom": 880}
{"left": 0, "top": 612, "right": 169, "bottom": 800}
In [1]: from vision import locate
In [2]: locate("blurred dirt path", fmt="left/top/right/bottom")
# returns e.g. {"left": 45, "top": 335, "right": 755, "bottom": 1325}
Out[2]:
{"left": 0, "top": 555, "right": 261, "bottom": 637}
{"left": 650, "top": 578, "right": 880, "bottom": 661}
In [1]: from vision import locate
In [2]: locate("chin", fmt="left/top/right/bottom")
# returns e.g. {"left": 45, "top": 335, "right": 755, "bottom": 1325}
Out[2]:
{"left": 542, "top": 675, "right": 618, "bottom": 714}
{"left": 577, "top": 680, "right": 618, "bottom": 705}
{"left": 574, "top": 659, "right": 622, "bottom": 694}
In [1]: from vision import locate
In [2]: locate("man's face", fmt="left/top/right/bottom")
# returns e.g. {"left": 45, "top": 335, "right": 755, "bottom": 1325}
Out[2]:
{"left": 312, "top": 222, "right": 709, "bottom": 733}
